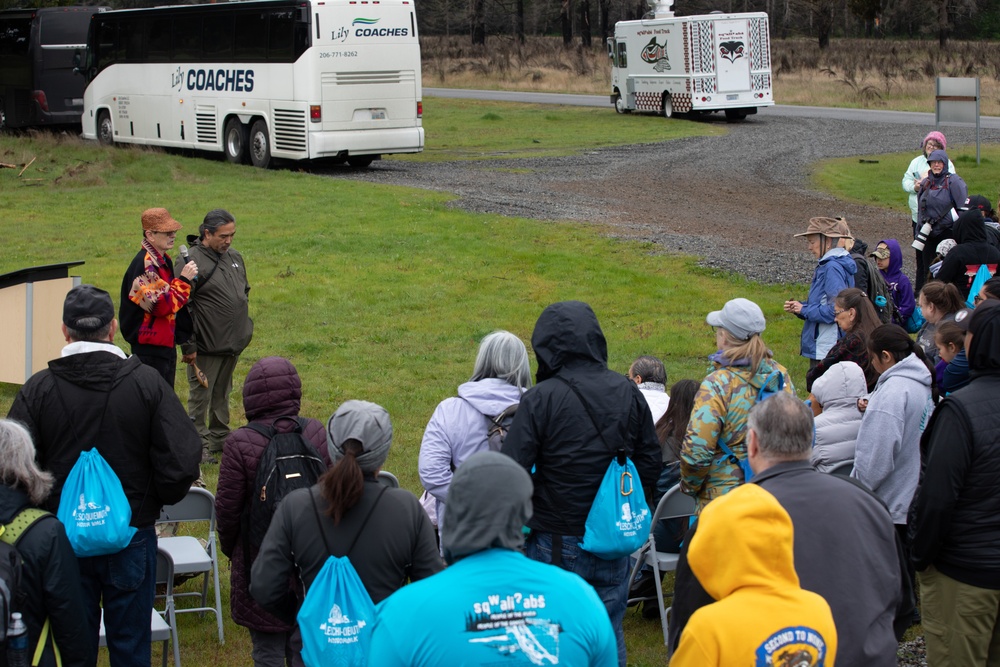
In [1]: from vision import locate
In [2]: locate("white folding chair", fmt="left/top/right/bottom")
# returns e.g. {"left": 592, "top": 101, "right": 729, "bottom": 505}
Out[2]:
{"left": 156, "top": 487, "right": 224, "bottom": 644}
{"left": 98, "top": 548, "right": 178, "bottom": 667}
{"left": 626, "top": 483, "right": 696, "bottom": 646}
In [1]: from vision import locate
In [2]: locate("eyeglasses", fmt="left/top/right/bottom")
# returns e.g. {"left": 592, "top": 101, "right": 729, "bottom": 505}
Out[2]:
{"left": 155, "top": 231, "right": 178, "bottom": 238}
{"left": 833, "top": 308, "right": 846, "bottom": 315}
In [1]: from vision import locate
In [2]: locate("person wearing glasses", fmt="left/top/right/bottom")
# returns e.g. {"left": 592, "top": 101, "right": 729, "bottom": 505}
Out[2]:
{"left": 119, "top": 207, "right": 199, "bottom": 387}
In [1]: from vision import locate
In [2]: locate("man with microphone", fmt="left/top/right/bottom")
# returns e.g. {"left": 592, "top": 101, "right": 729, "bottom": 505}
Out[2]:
{"left": 179, "top": 209, "right": 253, "bottom": 462}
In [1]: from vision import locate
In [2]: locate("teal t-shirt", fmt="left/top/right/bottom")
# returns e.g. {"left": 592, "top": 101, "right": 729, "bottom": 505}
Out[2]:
{"left": 369, "top": 548, "right": 617, "bottom": 666}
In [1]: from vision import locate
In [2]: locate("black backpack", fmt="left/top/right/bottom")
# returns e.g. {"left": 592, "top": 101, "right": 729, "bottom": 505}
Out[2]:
{"left": 242, "top": 417, "right": 325, "bottom": 575}
{"left": 0, "top": 508, "right": 49, "bottom": 643}
{"left": 463, "top": 400, "right": 518, "bottom": 452}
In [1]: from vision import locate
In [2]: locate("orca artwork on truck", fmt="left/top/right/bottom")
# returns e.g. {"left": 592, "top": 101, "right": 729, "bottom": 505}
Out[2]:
{"left": 607, "top": 0, "right": 773, "bottom": 121}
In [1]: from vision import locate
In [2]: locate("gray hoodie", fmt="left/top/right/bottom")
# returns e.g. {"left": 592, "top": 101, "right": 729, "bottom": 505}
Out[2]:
{"left": 811, "top": 361, "right": 867, "bottom": 473}
{"left": 852, "top": 353, "right": 935, "bottom": 523}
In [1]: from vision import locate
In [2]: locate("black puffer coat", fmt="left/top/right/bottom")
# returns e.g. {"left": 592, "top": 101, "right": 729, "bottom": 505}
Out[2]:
{"left": 214, "top": 357, "right": 330, "bottom": 633}
{"left": 910, "top": 372, "right": 1000, "bottom": 588}
{"left": 936, "top": 210, "right": 1000, "bottom": 300}
{"left": 0, "top": 486, "right": 90, "bottom": 667}
{"left": 501, "top": 301, "right": 661, "bottom": 535}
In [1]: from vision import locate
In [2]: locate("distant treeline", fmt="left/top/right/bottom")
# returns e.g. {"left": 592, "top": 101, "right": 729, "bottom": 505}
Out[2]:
{"left": 4, "top": 0, "right": 990, "bottom": 49}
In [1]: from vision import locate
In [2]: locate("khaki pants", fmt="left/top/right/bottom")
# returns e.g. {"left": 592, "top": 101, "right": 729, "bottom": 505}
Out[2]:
{"left": 920, "top": 565, "right": 1000, "bottom": 667}
{"left": 187, "top": 353, "right": 239, "bottom": 453}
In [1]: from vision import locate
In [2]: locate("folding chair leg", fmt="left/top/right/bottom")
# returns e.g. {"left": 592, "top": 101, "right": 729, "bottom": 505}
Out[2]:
{"left": 212, "top": 561, "right": 224, "bottom": 644}
{"left": 654, "top": 560, "right": 669, "bottom": 646}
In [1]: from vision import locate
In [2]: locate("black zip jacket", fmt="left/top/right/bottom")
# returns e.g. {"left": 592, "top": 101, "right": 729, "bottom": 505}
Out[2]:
{"left": 7, "top": 350, "right": 201, "bottom": 527}
{"left": 501, "top": 301, "right": 660, "bottom": 536}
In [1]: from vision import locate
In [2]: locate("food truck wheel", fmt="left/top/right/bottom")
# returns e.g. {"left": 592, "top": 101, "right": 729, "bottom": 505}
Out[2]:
{"left": 614, "top": 93, "right": 629, "bottom": 114}
{"left": 661, "top": 94, "right": 673, "bottom": 119}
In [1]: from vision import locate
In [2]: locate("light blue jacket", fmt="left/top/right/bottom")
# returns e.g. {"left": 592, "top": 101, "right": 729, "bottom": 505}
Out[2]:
{"left": 369, "top": 548, "right": 618, "bottom": 666}
{"left": 852, "top": 353, "right": 934, "bottom": 523}
{"left": 418, "top": 378, "right": 523, "bottom": 520}
{"left": 799, "top": 247, "right": 856, "bottom": 360}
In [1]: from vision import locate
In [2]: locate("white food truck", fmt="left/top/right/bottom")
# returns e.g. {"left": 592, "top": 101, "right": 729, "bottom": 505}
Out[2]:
{"left": 607, "top": 1, "right": 773, "bottom": 120}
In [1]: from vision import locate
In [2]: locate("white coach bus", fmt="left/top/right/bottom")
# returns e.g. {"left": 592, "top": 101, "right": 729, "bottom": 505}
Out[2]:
{"left": 80, "top": 0, "right": 422, "bottom": 168}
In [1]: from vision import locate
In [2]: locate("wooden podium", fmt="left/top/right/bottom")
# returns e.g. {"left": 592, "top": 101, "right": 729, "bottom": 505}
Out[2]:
{"left": 0, "top": 262, "right": 85, "bottom": 385}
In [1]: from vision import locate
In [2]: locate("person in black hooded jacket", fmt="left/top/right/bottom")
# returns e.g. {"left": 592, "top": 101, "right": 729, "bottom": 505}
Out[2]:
{"left": 909, "top": 299, "right": 1000, "bottom": 666}
{"left": 0, "top": 419, "right": 89, "bottom": 667}
{"left": 501, "top": 300, "right": 660, "bottom": 667}
{"left": 936, "top": 209, "right": 1000, "bottom": 301}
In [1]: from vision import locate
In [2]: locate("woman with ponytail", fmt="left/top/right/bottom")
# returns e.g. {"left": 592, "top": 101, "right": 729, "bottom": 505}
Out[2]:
{"left": 251, "top": 401, "right": 443, "bottom": 632}
{"left": 852, "top": 324, "right": 935, "bottom": 613}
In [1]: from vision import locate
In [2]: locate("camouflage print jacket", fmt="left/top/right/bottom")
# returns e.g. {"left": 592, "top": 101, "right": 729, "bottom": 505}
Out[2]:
{"left": 680, "top": 354, "right": 795, "bottom": 513}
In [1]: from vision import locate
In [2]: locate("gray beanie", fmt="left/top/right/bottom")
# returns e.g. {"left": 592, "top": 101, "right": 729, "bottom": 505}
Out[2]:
{"left": 326, "top": 400, "right": 392, "bottom": 473}
{"left": 441, "top": 451, "right": 533, "bottom": 565}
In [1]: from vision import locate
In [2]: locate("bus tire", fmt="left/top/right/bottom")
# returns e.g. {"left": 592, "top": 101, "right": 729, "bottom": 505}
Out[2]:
{"left": 249, "top": 119, "right": 271, "bottom": 169}
{"left": 614, "top": 92, "right": 629, "bottom": 114}
{"left": 0, "top": 98, "right": 5, "bottom": 130}
{"left": 662, "top": 94, "right": 673, "bottom": 119}
{"left": 725, "top": 109, "right": 747, "bottom": 122}
{"left": 224, "top": 118, "right": 249, "bottom": 164}
{"left": 97, "top": 110, "right": 114, "bottom": 145}
{"left": 347, "top": 155, "right": 374, "bottom": 168}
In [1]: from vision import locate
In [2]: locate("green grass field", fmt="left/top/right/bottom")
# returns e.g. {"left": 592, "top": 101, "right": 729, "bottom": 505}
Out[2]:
{"left": 0, "top": 97, "right": 970, "bottom": 665}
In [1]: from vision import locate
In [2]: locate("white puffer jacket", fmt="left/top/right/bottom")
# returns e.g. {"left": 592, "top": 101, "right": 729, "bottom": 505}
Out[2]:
{"left": 811, "top": 361, "right": 867, "bottom": 473}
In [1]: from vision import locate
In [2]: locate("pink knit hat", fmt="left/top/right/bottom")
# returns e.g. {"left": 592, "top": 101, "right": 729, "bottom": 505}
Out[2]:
{"left": 923, "top": 131, "right": 947, "bottom": 150}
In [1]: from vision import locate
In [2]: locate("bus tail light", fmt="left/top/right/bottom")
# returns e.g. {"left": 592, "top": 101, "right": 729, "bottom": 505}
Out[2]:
{"left": 417, "top": 101, "right": 422, "bottom": 118}
{"left": 32, "top": 91, "right": 49, "bottom": 112}
{"left": 310, "top": 105, "right": 321, "bottom": 122}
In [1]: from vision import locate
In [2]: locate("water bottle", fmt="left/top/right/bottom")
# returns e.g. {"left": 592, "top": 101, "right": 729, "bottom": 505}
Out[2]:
{"left": 7, "top": 612, "right": 29, "bottom": 667}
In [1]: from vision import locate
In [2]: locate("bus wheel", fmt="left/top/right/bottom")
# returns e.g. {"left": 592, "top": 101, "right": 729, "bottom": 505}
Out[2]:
{"left": 725, "top": 109, "right": 748, "bottom": 122}
{"left": 662, "top": 94, "right": 673, "bottom": 119}
{"left": 347, "top": 155, "right": 374, "bottom": 168}
{"left": 249, "top": 120, "right": 271, "bottom": 169}
{"left": 224, "top": 118, "right": 249, "bottom": 164}
{"left": 614, "top": 92, "right": 629, "bottom": 114}
{"left": 0, "top": 99, "right": 5, "bottom": 130}
{"left": 97, "top": 110, "right": 114, "bottom": 146}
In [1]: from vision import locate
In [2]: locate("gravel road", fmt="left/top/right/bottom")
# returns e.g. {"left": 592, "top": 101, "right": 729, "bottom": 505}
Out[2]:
{"left": 319, "top": 109, "right": 1000, "bottom": 285}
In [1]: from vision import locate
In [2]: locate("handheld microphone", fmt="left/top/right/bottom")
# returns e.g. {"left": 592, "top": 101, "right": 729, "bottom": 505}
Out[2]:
{"left": 179, "top": 244, "right": 190, "bottom": 263}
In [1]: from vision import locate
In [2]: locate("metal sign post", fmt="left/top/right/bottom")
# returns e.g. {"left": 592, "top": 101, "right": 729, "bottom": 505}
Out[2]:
{"left": 936, "top": 77, "right": 980, "bottom": 164}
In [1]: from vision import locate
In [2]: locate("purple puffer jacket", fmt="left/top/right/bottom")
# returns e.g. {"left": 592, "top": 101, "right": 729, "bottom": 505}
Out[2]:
{"left": 215, "top": 356, "right": 331, "bottom": 633}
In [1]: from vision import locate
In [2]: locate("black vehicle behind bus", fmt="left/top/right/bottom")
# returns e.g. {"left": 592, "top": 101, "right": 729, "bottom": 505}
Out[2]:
{"left": 0, "top": 6, "right": 104, "bottom": 129}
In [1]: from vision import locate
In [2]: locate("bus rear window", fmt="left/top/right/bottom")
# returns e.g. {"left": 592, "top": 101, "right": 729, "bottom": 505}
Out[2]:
{"left": 39, "top": 11, "right": 91, "bottom": 46}
{"left": 0, "top": 17, "right": 31, "bottom": 56}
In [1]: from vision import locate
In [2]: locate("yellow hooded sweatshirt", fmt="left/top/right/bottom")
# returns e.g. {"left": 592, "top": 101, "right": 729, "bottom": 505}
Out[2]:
{"left": 671, "top": 484, "right": 838, "bottom": 666}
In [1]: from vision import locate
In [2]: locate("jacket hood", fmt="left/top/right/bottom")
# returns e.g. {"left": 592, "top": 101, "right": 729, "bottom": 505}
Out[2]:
{"left": 441, "top": 451, "right": 532, "bottom": 564}
{"left": 879, "top": 238, "right": 906, "bottom": 282}
{"left": 48, "top": 352, "right": 140, "bottom": 391}
{"left": 927, "top": 149, "right": 951, "bottom": 174}
{"left": 531, "top": 301, "right": 608, "bottom": 382}
{"left": 242, "top": 356, "right": 302, "bottom": 421}
{"left": 875, "top": 352, "right": 932, "bottom": 390}
{"left": 819, "top": 247, "right": 857, "bottom": 275}
{"left": 688, "top": 484, "right": 799, "bottom": 600}
{"left": 0, "top": 486, "right": 32, "bottom": 525}
{"left": 812, "top": 361, "right": 867, "bottom": 408}
{"left": 968, "top": 301, "right": 1000, "bottom": 374}
{"left": 724, "top": 358, "right": 786, "bottom": 394}
{"left": 850, "top": 238, "right": 869, "bottom": 256}
{"left": 954, "top": 210, "right": 989, "bottom": 244}
{"left": 456, "top": 378, "right": 523, "bottom": 415}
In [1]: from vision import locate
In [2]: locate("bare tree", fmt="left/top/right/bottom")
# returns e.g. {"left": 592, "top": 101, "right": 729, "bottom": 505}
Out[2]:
{"left": 561, "top": 0, "right": 573, "bottom": 44}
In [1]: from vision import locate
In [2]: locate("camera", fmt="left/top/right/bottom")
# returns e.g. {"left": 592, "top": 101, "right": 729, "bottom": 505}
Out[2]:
{"left": 912, "top": 222, "right": 932, "bottom": 251}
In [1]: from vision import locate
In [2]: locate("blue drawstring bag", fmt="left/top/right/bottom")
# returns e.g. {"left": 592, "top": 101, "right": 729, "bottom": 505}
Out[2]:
{"left": 297, "top": 556, "right": 375, "bottom": 667}
{"left": 906, "top": 306, "right": 926, "bottom": 334}
{"left": 580, "top": 454, "right": 651, "bottom": 560}
{"left": 966, "top": 264, "right": 995, "bottom": 308}
{"left": 57, "top": 449, "right": 136, "bottom": 557}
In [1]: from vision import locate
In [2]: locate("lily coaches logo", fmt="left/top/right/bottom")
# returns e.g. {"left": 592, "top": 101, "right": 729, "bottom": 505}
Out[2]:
{"left": 640, "top": 37, "right": 671, "bottom": 72}
{"left": 719, "top": 40, "right": 745, "bottom": 63}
